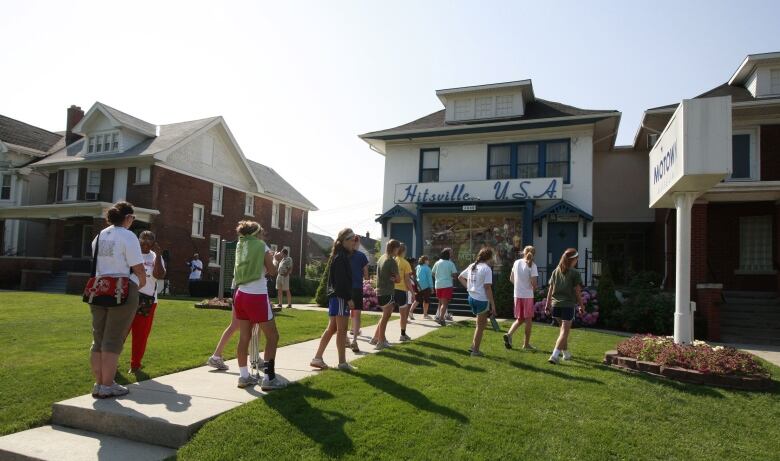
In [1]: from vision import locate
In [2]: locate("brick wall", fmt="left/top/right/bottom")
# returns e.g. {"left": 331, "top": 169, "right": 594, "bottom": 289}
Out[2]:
{"left": 761, "top": 125, "right": 780, "bottom": 181}
{"left": 0, "top": 257, "right": 61, "bottom": 289}
{"left": 150, "top": 167, "right": 309, "bottom": 295}
{"left": 690, "top": 204, "right": 708, "bottom": 291}
{"left": 126, "top": 167, "right": 153, "bottom": 209}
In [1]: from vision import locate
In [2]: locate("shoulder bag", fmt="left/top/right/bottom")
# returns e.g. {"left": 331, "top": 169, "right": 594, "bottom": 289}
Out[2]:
{"left": 82, "top": 234, "right": 130, "bottom": 307}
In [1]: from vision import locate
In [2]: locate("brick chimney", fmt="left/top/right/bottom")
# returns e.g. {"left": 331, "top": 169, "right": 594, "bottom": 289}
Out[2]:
{"left": 66, "top": 105, "right": 84, "bottom": 146}
{"left": 366, "top": 231, "right": 370, "bottom": 239}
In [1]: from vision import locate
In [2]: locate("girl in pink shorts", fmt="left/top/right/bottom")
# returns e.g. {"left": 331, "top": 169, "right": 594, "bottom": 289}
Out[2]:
{"left": 504, "top": 246, "right": 538, "bottom": 350}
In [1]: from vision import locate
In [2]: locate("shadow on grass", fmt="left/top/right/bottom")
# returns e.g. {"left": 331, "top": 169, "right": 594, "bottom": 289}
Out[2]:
{"left": 396, "top": 348, "right": 486, "bottom": 372}
{"left": 505, "top": 360, "right": 605, "bottom": 385}
{"left": 595, "top": 364, "right": 736, "bottom": 398}
{"left": 264, "top": 382, "right": 355, "bottom": 457}
{"left": 413, "top": 340, "right": 472, "bottom": 357}
{"left": 359, "top": 373, "right": 469, "bottom": 423}
{"left": 379, "top": 350, "right": 437, "bottom": 367}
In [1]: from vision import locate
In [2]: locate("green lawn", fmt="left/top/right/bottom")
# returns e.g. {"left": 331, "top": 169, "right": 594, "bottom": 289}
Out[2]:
{"left": 0, "top": 292, "right": 373, "bottom": 436}
{"left": 179, "top": 321, "right": 780, "bottom": 461}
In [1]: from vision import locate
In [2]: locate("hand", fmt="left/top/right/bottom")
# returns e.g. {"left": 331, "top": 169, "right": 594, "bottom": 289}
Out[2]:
{"left": 152, "top": 242, "right": 161, "bottom": 253}
{"left": 348, "top": 300, "right": 355, "bottom": 310}
{"left": 490, "top": 304, "right": 497, "bottom": 316}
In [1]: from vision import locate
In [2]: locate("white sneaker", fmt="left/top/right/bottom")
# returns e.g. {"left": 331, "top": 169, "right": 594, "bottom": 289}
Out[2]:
{"left": 237, "top": 375, "right": 259, "bottom": 388}
{"left": 424, "top": 314, "right": 432, "bottom": 320}
{"left": 399, "top": 334, "right": 412, "bottom": 342}
{"left": 409, "top": 313, "right": 415, "bottom": 320}
{"left": 261, "top": 375, "right": 288, "bottom": 391}
{"left": 445, "top": 313, "right": 453, "bottom": 321}
{"left": 98, "top": 382, "right": 129, "bottom": 398}
{"left": 207, "top": 355, "right": 229, "bottom": 371}
{"left": 375, "top": 341, "right": 392, "bottom": 350}
{"left": 548, "top": 355, "right": 560, "bottom": 365}
{"left": 337, "top": 362, "right": 358, "bottom": 371}
{"left": 91, "top": 383, "right": 101, "bottom": 398}
{"left": 310, "top": 357, "right": 329, "bottom": 369}
{"left": 562, "top": 350, "right": 572, "bottom": 361}
{"left": 369, "top": 338, "right": 378, "bottom": 346}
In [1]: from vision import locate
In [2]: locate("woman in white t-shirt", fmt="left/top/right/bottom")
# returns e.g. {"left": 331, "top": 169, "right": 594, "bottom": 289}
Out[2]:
{"left": 127, "top": 231, "right": 166, "bottom": 374}
{"left": 505, "top": 246, "right": 538, "bottom": 350}
{"left": 458, "top": 248, "right": 496, "bottom": 357}
{"left": 89, "top": 202, "right": 146, "bottom": 399}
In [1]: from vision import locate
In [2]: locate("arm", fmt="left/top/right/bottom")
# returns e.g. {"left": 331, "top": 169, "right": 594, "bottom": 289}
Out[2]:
{"left": 575, "top": 284, "right": 585, "bottom": 313}
{"left": 404, "top": 270, "right": 414, "bottom": 292}
{"left": 545, "top": 283, "right": 553, "bottom": 313}
{"left": 265, "top": 251, "right": 277, "bottom": 277}
{"left": 362, "top": 265, "right": 369, "bottom": 281}
{"left": 131, "top": 263, "right": 147, "bottom": 289}
{"left": 509, "top": 270, "right": 515, "bottom": 284}
{"left": 485, "top": 284, "right": 496, "bottom": 316}
{"left": 458, "top": 273, "right": 468, "bottom": 288}
{"left": 531, "top": 276, "right": 538, "bottom": 291}
{"left": 152, "top": 247, "right": 166, "bottom": 280}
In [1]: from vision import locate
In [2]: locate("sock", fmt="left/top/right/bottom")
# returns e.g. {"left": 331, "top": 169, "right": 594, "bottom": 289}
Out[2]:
{"left": 401, "top": 329, "right": 406, "bottom": 336}
{"left": 552, "top": 348, "right": 561, "bottom": 358}
{"left": 211, "top": 354, "right": 221, "bottom": 360}
{"left": 265, "top": 359, "right": 276, "bottom": 380}
{"left": 239, "top": 366, "right": 249, "bottom": 379}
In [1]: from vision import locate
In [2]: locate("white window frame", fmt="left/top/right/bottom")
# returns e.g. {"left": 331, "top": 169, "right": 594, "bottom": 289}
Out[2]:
{"left": 209, "top": 234, "right": 221, "bottom": 267}
{"left": 271, "top": 202, "right": 280, "bottom": 228}
{"left": 88, "top": 137, "right": 96, "bottom": 154}
{"left": 87, "top": 130, "right": 119, "bottom": 155}
{"left": 86, "top": 169, "right": 101, "bottom": 200}
{"left": 0, "top": 172, "right": 12, "bottom": 201}
{"left": 192, "top": 204, "right": 205, "bottom": 238}
{"left": 736, "top": 215, "right": 775, "bottom": 274}
{"left": 212, "top": 184, "right": 223, "bottom": 216}
{"left": 135, "top": 166, "right": 151, "bottom": 185}
{"left": 245, "top": 194, "right": 254, "bottom": 216}
{"left": 727, "top": 128, "right": 760, "bottom": 182}
{"left": 284, "top": 205, "right": 292, "bottom": 231}
{"left": 270, "top": 243, "right": 278, "bottom": 253}
{"left": 62, "top": 169, "right": 79, "bottom": 202}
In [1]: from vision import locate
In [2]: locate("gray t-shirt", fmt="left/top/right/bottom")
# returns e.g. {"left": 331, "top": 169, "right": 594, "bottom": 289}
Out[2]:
{"left": 549, "top": 267, "right": 583, "bottom": 308}
{"left": 376, "top": 254, "right": 399, "bottom": 296}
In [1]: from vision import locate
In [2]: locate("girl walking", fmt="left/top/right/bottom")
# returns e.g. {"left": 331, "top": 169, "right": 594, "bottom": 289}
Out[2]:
{"left": 127, "top": 231, "right": 166, "bottom": 374}
{"left": 504, "top": 246, "right": 538, "bottom": 350}
{"left": 432, "top": 248, "right": 457, "bottom": 326}
{"left": 412, "top": 255, "right": 433, "bottom": 319}
{"left": 458, "top": 248, "right": 496, "bottom": 357}
{"left": 545, "top": 248, "right": 585, "bottom": 364}
{"left": 232, "top": 221, "right": 285, "bottom": 390}
{"left": 394, "top": 243, "right": 414, "bottom": 341}
{"left": 370, "top": 239, "right": 401, "bottom": 350}
{"left": 311, "top": 228, "right": 359, "bottom": 370}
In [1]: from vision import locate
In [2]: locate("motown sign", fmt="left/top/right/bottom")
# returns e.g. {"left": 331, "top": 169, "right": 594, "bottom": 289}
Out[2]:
{"left": 394, "top": 178, "right": 563, "bottom": 204}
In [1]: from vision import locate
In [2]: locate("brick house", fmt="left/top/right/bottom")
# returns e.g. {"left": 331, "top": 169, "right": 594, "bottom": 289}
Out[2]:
{"left": 0, "top": 102, "right": 316, "bottom": 294}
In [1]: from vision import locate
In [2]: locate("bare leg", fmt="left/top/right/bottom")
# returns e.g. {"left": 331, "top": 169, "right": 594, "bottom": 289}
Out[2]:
{"left": 471, "top": 312, "right": 489, "bottom": 353}
{"left": 213, "top": 311, "right": 239, "bottom": 357}
{"left": 372, "top": 303, "right": 394, "bottom": 343}
{"left": 259, "top": 320, "right": 279, "bottom": 361}
{"left": 523, "top": 318, "right": 533, "bottom": 348}
{"left": 314, "top": 317, "right": 337, "bottom": 359}
{"left": 351, "top": 310, "right": 361, "bottom": 336}
{"left": 99, "top": 352, "right": 121, "bottom": 385}
{"left": 507, "top": 319, "right": 522, "bottom": 338}
{"left": 286, "top": 289, "right": 292, "bottom": 306}
{"left": 400, "top": 305, "right": 409, "bottom": 331}
{"left": 336, "top": 316, "right": 348, "bottom": 364}
{"left": 237, "top": 320, "right": 252, "bottom": 368}
{"left": 554, "top": 320, "right": 571, "bottom": 351}
{"left": 441, "top": 298, "right": 450, "bottom": 319}
{"left": 422, "top": 301, "right": 429, "bottom": 317}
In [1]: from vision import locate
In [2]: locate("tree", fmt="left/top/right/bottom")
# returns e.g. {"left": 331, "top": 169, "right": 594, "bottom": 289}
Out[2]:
{"left": 315, "top": 257, "right": 332, "bottom": 307}
{"left": 596, "top": 265, "right": 621, "bottom": 329}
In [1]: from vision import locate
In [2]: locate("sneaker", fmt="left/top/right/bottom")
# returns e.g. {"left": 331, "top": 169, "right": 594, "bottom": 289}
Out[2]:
{"left": 522, "top": 344, "right": 537, "bottom": 351}
{"left": 128, "top": 366, "right": 143, "bottom": 374}
{"left": 409, "top": 313, "right": 415, "bottom": 320}
{"left": 562, "top": 350, "right": 572, "bottom": 361}
{"left": 503, "top": 334, "right": 513, "bottom": 350}
{"left": 337, "top": 362, "right": 358, "bottom": 371}
{"left": 91, "top": 383, "right": 101, "bottom": 398}
{"left": 399, "top": 334, "right": 412, "bottom": 342}
{"left": 286, "top": 304, "right": 293, "bottom": 309}
{"left": 436, "top": 319, "right": 446, "bottom": 326}
{"left": 310, "top": 358, "right": 329, "bottom": 369}
{"left": 445, "top": 313, "right": 453, "bottom": 321}
{"left": 207, "top": 356, "right": 229, "bottom": 371}
{"left": 237, "top": 375, "right": 259, "bottom": 388}
{"left": 424, "top": 314, "right": 432, "bottom": 320}
{"left": 276, "top": 304, "right": 283, "bottom": 308}
{"left": 350, "top": 340, "right": 361, "bottom": 353}
{"left": 261, "top": 375, "right": 288, "bottom": 391}
{"left": 470, "top": 350, "right": 485, "bottom": 357}
{"left": 382, "top": 340, "right": 392, "bottom": 348}
{"left": 433, "top": 315, "right": 441, "bottom": 322}
{"left": 548, "top": 355, "right": 560, "bottom": 365}
{"left": 98, "top": 382, "right": 129, "bottom": 398}
{"left": 374, "top": 341, "right": 392, "bottom": 351}
{"left": 272, "top": 306, "right": 283, "bottom": 313}
{"left": 369, "top": 338, "right": 379, "bottom": 346}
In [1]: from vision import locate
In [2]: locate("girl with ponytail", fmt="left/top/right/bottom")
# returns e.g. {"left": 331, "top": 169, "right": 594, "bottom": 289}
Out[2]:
{"left": 544, "top": 248, "right": 585, "bottom": 364}
{"left": 505, "top": 246, "right": 538, "bottom": 350}
{"left": 457, "top": 248, "right": 496, "bottom": 357}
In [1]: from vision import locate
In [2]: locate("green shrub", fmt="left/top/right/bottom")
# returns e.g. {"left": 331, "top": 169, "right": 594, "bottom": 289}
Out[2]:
{"left": 621, "top": 289, "right": 674, "bottom": 335}
{"left": 290, "top": 276, "right": 318, "bottom": 297}
{"left": 315, "top": 257, "right": 331, "bottom": 307}
{"left": 492, "top": 261, "right": 514, "bottom": 318}
{"left": 596, "top": 266, "right": 622, "bottom": 329}
{"left": 305, "top": 261, "right": 326, "bottom": 280}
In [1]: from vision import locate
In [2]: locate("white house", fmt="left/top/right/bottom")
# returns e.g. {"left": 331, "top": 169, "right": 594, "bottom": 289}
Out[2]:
{"left": 360, "top": 80, "right": 621, "bottom": 281}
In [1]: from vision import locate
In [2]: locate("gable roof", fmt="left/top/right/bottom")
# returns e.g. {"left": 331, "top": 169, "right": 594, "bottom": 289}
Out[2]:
{"left": 308, "top": 232, "right": 334, "bottom": 253}
{"left": 360, "top": 98, "right": 619, "bottom": 141}
{"left": 0, "top": 114, "right": 63, "bottom": 153}
{"left": 246, "top": 160, "right": 317, "bottom": 211}
{"left": 34, "top": 117, "right": 219, "bottom": 167}
{"left": 359, "top": 234, "right": 378, "bottom": 252}
{"left": 72, "top": 102, "right": 157, "bottom": 137}
{"left": 646, "top": 83, "right": 760, "bottom": 112}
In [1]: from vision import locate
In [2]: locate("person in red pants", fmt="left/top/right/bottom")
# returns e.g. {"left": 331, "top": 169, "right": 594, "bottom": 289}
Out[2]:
{"left": 128, "top": 231, "right": 166, "bottom": 374}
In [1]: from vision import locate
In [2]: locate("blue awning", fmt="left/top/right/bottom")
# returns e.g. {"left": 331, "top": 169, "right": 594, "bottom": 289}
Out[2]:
{"left": 375, "top": 205, "right": 417, "bottom": 223}
{"left": 533, "top": 200, "right": 593, "bottom": 221}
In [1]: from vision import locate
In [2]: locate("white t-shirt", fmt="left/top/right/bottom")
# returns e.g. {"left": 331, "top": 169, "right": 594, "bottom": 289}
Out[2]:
{"left": 139, "top": 250, "right": 166, "bottom": 299}
{"left": 92, "top": 226, "right": 144, "bottom": 285}
{"left": 189, "top": 258, "right": 203, "bottom": 280}
{"left": 511, "top": 259, "right": 538, "bottom": 299}
{"left": 460, "top": 263, "right": 493, "bottom": 302}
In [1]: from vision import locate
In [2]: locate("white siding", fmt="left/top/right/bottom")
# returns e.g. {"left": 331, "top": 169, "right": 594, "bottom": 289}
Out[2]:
{"left": 746, "top": 71, "right": 758, "bottom": 97}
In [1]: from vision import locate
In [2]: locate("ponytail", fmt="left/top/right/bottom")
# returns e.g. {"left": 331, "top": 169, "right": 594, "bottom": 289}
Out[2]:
{"left": 471, "top": 248, "right": 494, "bottom": 272}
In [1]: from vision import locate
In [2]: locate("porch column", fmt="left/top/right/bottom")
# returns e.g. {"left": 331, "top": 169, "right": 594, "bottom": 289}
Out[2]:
{"left": 46, "top": 220, "right": 64, "bottom": 258}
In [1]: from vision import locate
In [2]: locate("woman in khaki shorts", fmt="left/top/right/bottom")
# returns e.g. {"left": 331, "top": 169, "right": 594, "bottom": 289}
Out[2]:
{"left": 89, "top": 202, "right": 147, "bottom": 399}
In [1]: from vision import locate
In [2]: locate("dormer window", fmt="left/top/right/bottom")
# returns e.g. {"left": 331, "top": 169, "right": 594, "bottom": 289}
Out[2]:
{"left": 87, "top": 131, "right": 119, "bottom": 154}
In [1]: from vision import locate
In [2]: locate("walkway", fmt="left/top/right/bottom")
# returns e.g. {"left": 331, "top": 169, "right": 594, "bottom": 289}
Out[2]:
{"left": 0, "top": 306, "right": 457, "bottom": 460}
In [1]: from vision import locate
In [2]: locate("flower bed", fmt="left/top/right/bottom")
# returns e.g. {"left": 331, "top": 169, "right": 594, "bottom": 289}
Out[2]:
{"left": 605, "top": 335, "right": 773, "bottom": 391}
{"left": 194, "top": 297, "right": 233, "bottom": 310}
{"left": 363, "top": 280, "right": 379, "bottom": 311}
{"left": 532, "top": 286, "right": 599, "bottom": 327}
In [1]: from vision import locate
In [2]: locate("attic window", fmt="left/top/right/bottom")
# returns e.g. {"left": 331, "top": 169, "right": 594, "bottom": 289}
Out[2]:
{"left": 495, "top": 96, "right": 513, "bottom": 116}
{"left": 88, "top": 131, "right": 119, "bottom": 154}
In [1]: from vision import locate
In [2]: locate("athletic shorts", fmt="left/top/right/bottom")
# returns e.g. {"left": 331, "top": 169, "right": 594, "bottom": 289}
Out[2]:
{"left": 436, "top": 287, "right": 453, "bottom": 300}
{"left": 378, "top": 294, "right": 395, "bottom": 307}
{"left": 552, "top": 306, "right": 575, "bottom": 322}
{"left": 394, "top": 289, "right": 409, "bottom": 307}
{"left": 234, "top": 290, "right": 273, "bottom": 323}
{"left": 468, "top": 296, "right": 490, "bottom": 316}
{"left": 351, "top": 288, "right": 364, "bottom": 310}
{"left": 416, "top": 288, "right": 432, "bottom": 303}
{"left": 328, "top": 297, "right": 351, "bottom": 317}
{"left": 514, "top": 298, "right": 534, "bottom": 320}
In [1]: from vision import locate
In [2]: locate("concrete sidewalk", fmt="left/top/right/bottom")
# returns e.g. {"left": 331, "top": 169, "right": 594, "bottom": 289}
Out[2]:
{"left": 0, "top": 307, "right": 461, "bottom": 461}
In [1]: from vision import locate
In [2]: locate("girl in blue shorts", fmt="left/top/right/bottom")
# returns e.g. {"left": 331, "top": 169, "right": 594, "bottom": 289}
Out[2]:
{"left": 545, "top": 248, "right": 585, "bottom": 364}
{"left": 311, "top": 228, "right": 359, "bottom": 371}
{"left": 458, "top": 248, "right": 496, "bottom": 357}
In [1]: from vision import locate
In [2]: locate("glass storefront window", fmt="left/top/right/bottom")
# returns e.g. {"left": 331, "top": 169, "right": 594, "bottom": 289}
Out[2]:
{"left": 422, "top": 212, "right": 523, "bottom": 271}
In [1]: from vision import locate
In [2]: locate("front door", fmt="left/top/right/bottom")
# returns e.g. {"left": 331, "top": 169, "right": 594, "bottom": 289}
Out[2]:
{"left": 390, "top": 223, "right": 414, "bottom": 255}
{"left": 547, "top": 222, "right": 578, "bottom": 276}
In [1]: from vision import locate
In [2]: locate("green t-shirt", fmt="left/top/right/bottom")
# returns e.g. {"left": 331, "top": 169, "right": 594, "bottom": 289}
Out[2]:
{"left": 376, "top": 254, "right": 399, "bottom": 296}
{"left": 549, "top": 267, "right": 583, "bottom": 307}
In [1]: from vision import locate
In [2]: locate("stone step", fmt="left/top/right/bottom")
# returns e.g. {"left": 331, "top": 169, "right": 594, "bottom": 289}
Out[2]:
{"left": 0, "top": 425, "right": 175, "bottom": 461}
{"left": 721, "top": 297, "right": 780, "bottom": 306}
{"left": 723, "top": 291, "right": 779, "bottom": 299}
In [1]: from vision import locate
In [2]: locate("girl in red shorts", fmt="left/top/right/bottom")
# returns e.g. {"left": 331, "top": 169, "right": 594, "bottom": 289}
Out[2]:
{"left": 232, "top": 220, "right": 286, "bottom": 390}
{"left": 505, "top": 246, "right": 538, "bottom": 350}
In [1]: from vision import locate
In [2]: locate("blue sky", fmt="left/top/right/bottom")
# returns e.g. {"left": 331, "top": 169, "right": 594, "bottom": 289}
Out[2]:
{"left": 2, "top": 0, "right": 779, "bottom": 238}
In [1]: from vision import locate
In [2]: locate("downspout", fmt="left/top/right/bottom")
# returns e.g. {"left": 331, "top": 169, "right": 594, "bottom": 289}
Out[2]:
{"left": 299, "top": 210, "right": 306, "bottom": 277}
{"left": 661, "top": 209, "right": 672, "bottom": 290}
